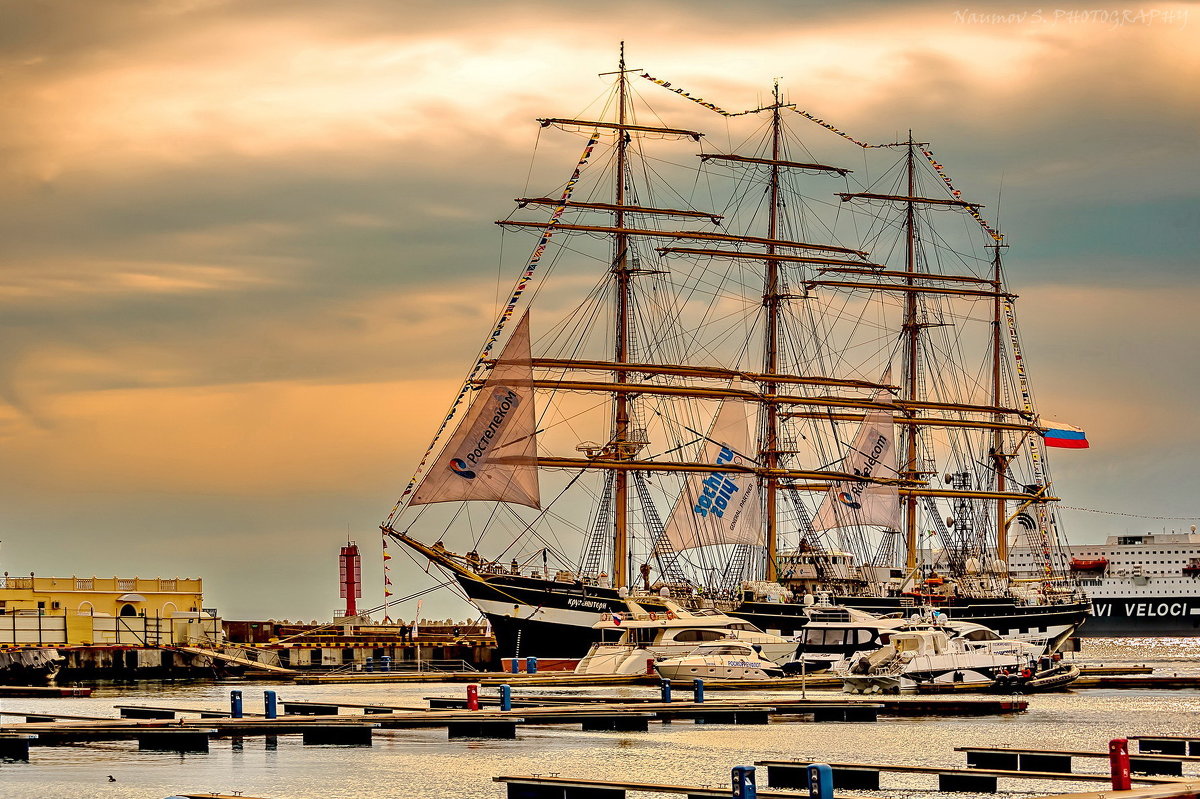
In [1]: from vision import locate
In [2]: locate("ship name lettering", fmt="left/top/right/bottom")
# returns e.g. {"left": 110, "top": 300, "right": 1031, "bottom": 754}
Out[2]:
{"left": 1124, "top": 602, "right": 1186, "bottom": 617}
{"left": 566, "top": 598, "right": 607, "bottom": 610}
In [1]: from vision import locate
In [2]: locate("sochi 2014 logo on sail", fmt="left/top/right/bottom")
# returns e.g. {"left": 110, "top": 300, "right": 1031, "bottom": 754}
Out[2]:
{"left": 692, "top": 446, "right": 741, "bottom": 518}
{"left": 446, "top": 387, "right": 521, "bottom": 480}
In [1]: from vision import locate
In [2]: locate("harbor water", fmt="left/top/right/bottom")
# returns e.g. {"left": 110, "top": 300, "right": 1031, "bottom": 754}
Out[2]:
{"left": 2, "top": 638, "right": 1199, "bottom": 799}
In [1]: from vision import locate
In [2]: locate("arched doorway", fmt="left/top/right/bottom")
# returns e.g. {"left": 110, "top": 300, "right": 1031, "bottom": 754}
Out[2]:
{"left": 120, "top": 603, "right": 138, "bottom": 617}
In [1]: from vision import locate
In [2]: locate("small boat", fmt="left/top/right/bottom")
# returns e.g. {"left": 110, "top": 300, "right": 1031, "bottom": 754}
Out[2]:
{"left": 839, "top": 627, "right": 1041, "bottom": 694}
{"left": 1069, "top": 557, "right": 1109, "bottom": 571}
{"left": 655, "top": 641, "right": 784, "bottom": 681}
{"left": 574, "top": 600, "right": 791, "bottom": 675}
{"left": 989, "top": 659, "right": 1080, "bottom": 693}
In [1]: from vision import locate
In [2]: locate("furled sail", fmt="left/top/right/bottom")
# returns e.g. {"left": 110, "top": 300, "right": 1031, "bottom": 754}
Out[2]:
{"left": 410, "top": 312, "right": 541, "bottom": 509}
{"left": 662, "top": 397, "right": 762, "bottom": 551}
{"left": 811, "top": 387, "right": 900, "bottom": 531}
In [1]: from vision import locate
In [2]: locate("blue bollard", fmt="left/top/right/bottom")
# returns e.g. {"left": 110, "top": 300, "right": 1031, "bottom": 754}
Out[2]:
{"left": 500, "top": 684, "right": 512, "bottom": 711}
{"left": 264, "top": 690, "right": 277, "bottom": 720}
{"left": 732, "top": 765, "right": 757, "bottom": 799}
{"left": 806, "top": 764, "right": 833, "bottom": 799}
{"left": 509, "top": 658, "right": 520, "bottom": 674}
{"left": 230, "top": 689, "right": 243, "bottom": 719}
{"left": 365, "top": 656, "right": 373, "bottom": 672}
{"left": 526, "top": 656, "right": 537, "bottom": 674}
{"left": 380, "top": 655, "right": 392, "bottom": 672}
{"left": 660, "top": 679, "right": 672, "bottom": 703}
{"left": 693, "top": 678, "right": 705, "bottom": 703}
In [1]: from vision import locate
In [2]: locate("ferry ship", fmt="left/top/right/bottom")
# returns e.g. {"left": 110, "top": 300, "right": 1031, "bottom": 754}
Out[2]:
{"left": 1010, "top": 528, "right": 1200, "bottom": 635}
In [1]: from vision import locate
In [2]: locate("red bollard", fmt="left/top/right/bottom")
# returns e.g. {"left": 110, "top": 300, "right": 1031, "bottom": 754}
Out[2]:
{"left": 466, "top": 683, "right": 480, "bottom": 711}
{"left": 646, "top": 658, "right": 656, "bottom": 676}
{"left": 1110, "top": 738, "right": 1131, "bottom": 791}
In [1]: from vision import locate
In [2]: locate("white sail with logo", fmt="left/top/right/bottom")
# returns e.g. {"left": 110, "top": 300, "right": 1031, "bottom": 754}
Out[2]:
{"left": 410, "top": 312, "right": 541, "bottom": 509}
{"left": 811, "top": 386, "right": 900, "bottom": 531}
{"left": 663, "top": 398, "right": 762, "bottom": 551}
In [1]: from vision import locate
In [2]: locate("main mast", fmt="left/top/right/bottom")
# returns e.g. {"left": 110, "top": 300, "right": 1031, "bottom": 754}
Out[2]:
{"left": 611, "top": 45, "right": 633, "bottom": 589}
{"left": 901, "top": 133, "right": 921, "bottom": 574}
{"left": 762, "top": 83, "right": 783, "bottom": 581}
{"left": 990, "top": 243, "right": 1011, "bottom": 566}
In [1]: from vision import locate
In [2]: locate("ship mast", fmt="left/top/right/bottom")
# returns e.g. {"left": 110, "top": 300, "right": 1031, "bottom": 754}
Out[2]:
{"left": 901, "top": 133, "right": 921, "bottom": 574}
{"left": 611, "top": 44, "right": 633, "bottom": 589}
{"left": 990, "top": 242, "right": 1011, "bottom": 566}
{"left": 762, "top": 82, "right": 783, "bottom": 581}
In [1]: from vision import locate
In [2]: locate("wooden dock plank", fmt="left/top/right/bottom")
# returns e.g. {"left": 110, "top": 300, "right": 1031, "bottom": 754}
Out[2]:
{"left": 494, "top": 774, "right": 872, "bottom": 799}
{"left": 755, "top": 760, "right": 1185, "bottom": 784}
{"left": 958, "top": 746, "right": 1200, "bottom": 763}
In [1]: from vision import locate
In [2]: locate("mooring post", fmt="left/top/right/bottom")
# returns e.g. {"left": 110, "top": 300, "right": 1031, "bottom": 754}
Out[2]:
{"left": 509, "top": 657, "right": 520, "bottom": 674}
{"left": 500, "top": 684, "right": 512, "bottom": 712}
{"left": 380, "top": 655, "right": 392, "bottom": 672}
{"left": 230, "top": 689, "right": 243, "bottom": 719}
{"left": 693, "top": 678, "right": 705, "bottom": 703}
{"left": 264, "top": 690, "right": 278, "bottom": 720}
{"left": 732, "top": 765, "right": 757, "bottom": 799}
{"left": 807, "top": 763, "right": 833, "bottom": 799}
{"left": 526, "top": 656, "right": 537, "bottom": 674}
{"left": 467, "top": 683, "right": 480, "bottom": 711}
{"left": 364, "top": 656, "right": 373, "bottom": 672}
{"left": 1110, "top": 738, "right": 1132, "bottom": 791}
{"left": 660, "top": 679, "right": 672, "bottom": 703}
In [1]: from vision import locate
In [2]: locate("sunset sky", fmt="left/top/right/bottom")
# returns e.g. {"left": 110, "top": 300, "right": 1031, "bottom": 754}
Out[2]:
{"left": 0, "top": 0, "right": 1197, "bottom": 622}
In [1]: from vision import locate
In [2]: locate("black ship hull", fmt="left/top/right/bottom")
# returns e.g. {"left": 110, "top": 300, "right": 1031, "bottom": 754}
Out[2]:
{"left": 460, "top": 573, "right": 1091, "bottom": 658}
{"left": 1081, "top": 596, "right": 1200, "bottom": 636}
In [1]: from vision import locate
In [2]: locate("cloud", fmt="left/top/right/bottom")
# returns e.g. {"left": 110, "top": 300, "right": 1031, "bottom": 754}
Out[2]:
{"left": 0, "top": 0, "right": 1196, "bottom": 619}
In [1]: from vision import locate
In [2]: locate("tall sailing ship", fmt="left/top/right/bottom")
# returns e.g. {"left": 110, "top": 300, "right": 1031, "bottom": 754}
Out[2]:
{"left": 381, "top": 51, "right": 1092, "bottom": 658}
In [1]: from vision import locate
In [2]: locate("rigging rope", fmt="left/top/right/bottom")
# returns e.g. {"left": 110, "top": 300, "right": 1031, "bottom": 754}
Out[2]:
{"left": 381, "top": 130, "right": 602, "bottom": 527}
{"left": 1002, "top": 298, "right": 1058, "bottom": 581}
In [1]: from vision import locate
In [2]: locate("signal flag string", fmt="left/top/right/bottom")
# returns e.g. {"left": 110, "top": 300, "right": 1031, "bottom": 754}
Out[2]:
{"left": 379, "top": 129, "right": 601, "bottom": 543}
{"left": 639, "top": 72, "right": 1005, "bottom": 246}
{"left": 920, "top": 146, "right": 1004, "bottom": 242}
{"left": 1059, "top": 506, "right": 1199, "bottom": 522}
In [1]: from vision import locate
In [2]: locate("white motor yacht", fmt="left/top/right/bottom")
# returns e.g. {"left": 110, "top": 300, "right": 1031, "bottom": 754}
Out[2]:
{"left": 574, "top": 600, "right": 792, "bottom": 675}
{"left": 655, "top": 641, "right": 783, "bottom": 681}
{"left": 838, "top": 627, "right": 1041, "bottom": 694}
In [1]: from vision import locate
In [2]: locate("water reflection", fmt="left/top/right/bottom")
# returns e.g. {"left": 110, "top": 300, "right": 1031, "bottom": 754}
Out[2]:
{"left": 0, "top": 638, "right": 1196, "bottom": 799}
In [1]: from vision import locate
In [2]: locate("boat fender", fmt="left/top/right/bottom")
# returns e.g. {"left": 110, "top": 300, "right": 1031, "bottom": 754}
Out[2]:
{"left": 1021, "top": 668, "right": 1033, "bottom": 679}
{"left": 665, "top": 611, "right": 677, "bottom": 620}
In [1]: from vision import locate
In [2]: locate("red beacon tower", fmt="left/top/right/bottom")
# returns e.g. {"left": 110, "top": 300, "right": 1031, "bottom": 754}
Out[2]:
{"left": 340, "top": 542, "right": 361, "bottom": 617}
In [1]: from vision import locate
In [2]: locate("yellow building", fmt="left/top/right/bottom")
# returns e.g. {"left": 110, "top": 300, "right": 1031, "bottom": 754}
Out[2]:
{"left": 0, "top": 574, "right": 217, "bottom": 646}
{"left": 0, "top": 574, "right": 204, "bottom": 618}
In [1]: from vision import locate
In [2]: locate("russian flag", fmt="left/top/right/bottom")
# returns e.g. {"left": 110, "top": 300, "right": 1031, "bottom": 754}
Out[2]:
{"left": 1042, "top": 423, "right": 1089, "bottom": 449}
